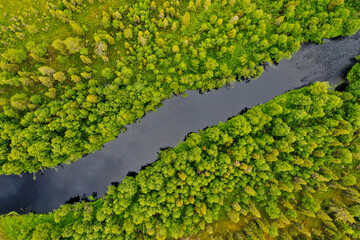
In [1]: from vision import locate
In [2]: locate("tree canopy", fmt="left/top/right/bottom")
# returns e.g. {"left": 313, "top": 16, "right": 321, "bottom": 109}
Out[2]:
{"left": 0, "top": 0, "right": 359, "bottom": 174}
{"left": 1, "top": 56, "right": 360, "bottom": 240}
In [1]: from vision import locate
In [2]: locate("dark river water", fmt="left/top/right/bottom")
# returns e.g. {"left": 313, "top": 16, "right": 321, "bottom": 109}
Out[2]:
{"left": 0, "top": 31, "right": 359, "bottom": 214}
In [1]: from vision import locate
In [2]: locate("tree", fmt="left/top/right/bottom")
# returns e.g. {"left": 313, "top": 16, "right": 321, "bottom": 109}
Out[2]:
{"left": 226, "top": 115, "right": 251, "bottom": 137}
{"left": 124, "top": 28, "right": 133, "bottom": 39}
{"left": 26, "top": 24, "right": 39, "bottom": 33}
{"left": 80, "top": 55, "right": 93, "bottom": 64}
{"left": 228, "top": 29, "right": 236, "bottom": 39}
{"left": 38, "top": 66, "right": 56, "bottom": 76}
{"left": 63, "top": 37, "right": 82, "bottom": 54}
{"left": 227, "top": 210, "right": 240, "bottom": 223}
{"left": 95, "top": 41, "right": 108, "bottom": 56}
{"left": 244, "top": 186, "right": 256, "bottom": 196}
{"left": 106, "top": 34, "right": 115, "bottom": 45}
{"left": 171, "top": 22, "right": 178, "bottom": 31}
{"left": 123, "top": 218, "right": 134, "bottom": 234}
{"left": 271, "top": 118, "right": 291, "bottom": 137}
{"left": 342, "top": 174, "right": 357, "bottom": 186}
{"left": 2, "top": 48, "right": 27, "bottom": 63}
{"left": 182, "top": 12, "right": 190, "bottom": 28}
{"left": 349, "top": 205, "right": 360, "bottom": 218}
{"left": 329, "top": 206, "right": 355, "bottom": 224}
{"left": 265, "top": 201, "right": 281, "bottom": 219}
{"left": 81, "top": 72, "right": 92, "bottom": 79}
{"left": 264, "top": 102, "right": 283, "bottom": 116}
{"left": 19, "top": 77, "right": 34, "bottom": 86}
{"left": 30, "top": 95, "right": 43, "bottom": 105}
{"left": 172, "top": 45, "right": 180, "bottom": 53}
{"left": 52, "top": 39, "right": 67, "bottom": 54}
{"left": 268, "top": 224, "right": 279, "bottom": 238}
{"left": 302, "top": 195, "right": 321, "bottom": 213}
{"left": 71, "top": 75, "right": 81, "bottom": 83}
{"left": 10, "top": 93, "right": 28, "bottom": 110}
{"left": 31, "top": 223, "right": 51, "bottom": 240}
{"left": 249, "top": 202, "right": 261, "bottom": 218}
{"left": 204, "top": 0, "right": 211, "bottom": 10}
{"left": 101, "top": 68, "right": 114, "bottom": 80}
{"left": 45, "top": 88, "right": 57, "bottom": 98}
{"left": 39, "top": 77, "right": 54, "bottom": 88}
{"left": 26, "top": 42, "right": 48, "bottom": 57}
{"left": 333, "top": 148, "right": 353, "bottom": 164}
{"left": 150, "top": 1, "right": 156, "bottom": 10}
{"left": 163, "top": 18, "right": 169, "bottom": 28}
{"left": 70, "top": 21, "right": 85, "bottom": 36}
{"left": 328, "top": 0, "right": 344, "bottom": 10}
{"left": 86, "top": 95, "right": 98, "bottom": 103}
{"left": 53, "top": 72, "right": 67, "bottom": 82}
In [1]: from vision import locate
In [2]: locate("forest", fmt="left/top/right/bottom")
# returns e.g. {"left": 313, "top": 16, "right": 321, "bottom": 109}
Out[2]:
{"left": 1, "top": 56, "right": 360, "bottom": 239}
{"left": 1, "top": 0, "right": 360, "bottom": 239}
{"left": 0, "top": 0, "right": 359, "bottom": 174}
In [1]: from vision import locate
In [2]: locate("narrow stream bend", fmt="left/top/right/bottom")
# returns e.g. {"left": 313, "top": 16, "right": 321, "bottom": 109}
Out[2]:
{"left": 0, "top": 31, "right": 359, "bottom": 214}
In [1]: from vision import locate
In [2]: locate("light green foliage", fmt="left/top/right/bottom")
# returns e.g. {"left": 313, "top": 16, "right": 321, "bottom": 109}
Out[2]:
{"left": 52, "top": 40, "right": 67, "bottom": 55}
{"left": 124, "top": 28, "right": 133, "bottom": 39}
{"left": 80, "top": 55, "right": 93, "bottom": 64}
{"left": 30, "top": 95, "right": 42, "bottom": 105}
{"left": 182, "top": 12, "right": 191, "bottom": 28}
{"left": 63, "top": 37, "right": 82, "bottom": 54}
{"left": 172, "top": 45, "right": 180, "bottom": 53}
{"left": 26, "top": 25, "right": 39, "bottom": 34}
{"left": 45, "top": 88, "right": 56, "bottom": 99}
{"left": 10, "top": 94, "right": 28, "bottom": 110}
{"left": 86, "top": 95, "right": 98, "bottom": 103}
{"left": 38, "top": 66, "right": 56, "bottom": 76}
{"left": 101, "top": 68, "right": 114, "bottom": 80}
{"left": 343, "top": 174, "right": 357, "bottom": 186}
{"left": 38, "top": 77, "right": 54, "bottom": 88}
{"left": 70, "top": 21, "right": 85, "bottom": 36}
{"left": 302, "top": 196, "right": 321, "bottom": 213}
{"left": 227, "top": 210, "right": 240, "bottom": 223}
{"left": 0, "top": 0, "right": 358, "bottom": 179}
{"left": 329, "top": 0, "right": 345, "bottom": 10}
{"left": 228, "top": 29, "right": 236, "bottom": 39}
{"left": 81, "top": 72, "right": 92, "bottom": 79}
{"left": 53, "top": 72, "right": 67, "bottom": 82}
{"left": 105, "top": 34, "right": 115, "bottom": 45}
{"left": 2, "top": 64, "right": 360, "bottom": 239}
{"left": 2, "top": 49, "right": 27, "bottom": 64}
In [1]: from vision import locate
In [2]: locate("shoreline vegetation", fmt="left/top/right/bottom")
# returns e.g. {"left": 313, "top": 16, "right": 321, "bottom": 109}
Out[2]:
{"left": 1, "top": 57, "right": 360, "bottom": 239}
{"left": 0, "top": 0, "right": 359, "bottom": 175}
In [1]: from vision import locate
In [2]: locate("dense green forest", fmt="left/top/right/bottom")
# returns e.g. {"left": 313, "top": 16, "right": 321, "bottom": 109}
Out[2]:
{"left": 0, "top": 0, "right": 359, "bottom": 174}
{"left": 1, "top": 56, "right": 360, "bottom": 239}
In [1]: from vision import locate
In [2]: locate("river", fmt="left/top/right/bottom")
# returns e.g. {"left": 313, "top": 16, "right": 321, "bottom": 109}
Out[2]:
{"left": 0, "top": 31, "right": 359, "bottom": 214}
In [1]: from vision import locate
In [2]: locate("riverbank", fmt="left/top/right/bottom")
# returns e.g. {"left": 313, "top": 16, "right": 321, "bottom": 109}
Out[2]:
{"left": 0, "top": 31, "right": 359, "bottom": 215}
{"left": 0, "top": 0, "right": 359, "bottom": 175}
{"left": 1, "top": 55, "right": 360, "bottom": 240}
